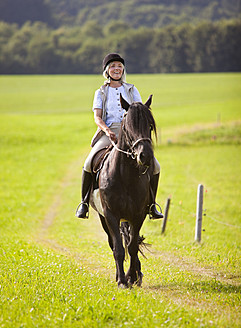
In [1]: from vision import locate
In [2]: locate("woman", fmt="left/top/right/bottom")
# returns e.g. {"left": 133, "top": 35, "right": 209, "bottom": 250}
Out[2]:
{"left": 76, "top": 53, "right": 163, "bottom": 219}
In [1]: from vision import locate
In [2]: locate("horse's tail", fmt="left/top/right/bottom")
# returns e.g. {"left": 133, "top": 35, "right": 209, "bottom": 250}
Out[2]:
{"left": 120, "top": 222, "right": 151, "bottom": 259}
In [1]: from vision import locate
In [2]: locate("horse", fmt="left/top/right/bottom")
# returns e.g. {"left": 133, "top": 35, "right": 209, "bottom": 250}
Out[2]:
{"left": 90, "top": 94, "right": 157, "bottom": 288}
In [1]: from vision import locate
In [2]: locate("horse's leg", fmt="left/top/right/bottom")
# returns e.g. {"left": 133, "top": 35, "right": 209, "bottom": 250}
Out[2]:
{"left": 104, "top": 209, "right": 127, "bottom": 288}
{"left": 99, "top": 214, "right": 119, "bottom": 282}
{"left": 99, "top": 214, "right": 113, "bottom": 250}
{"left": 135, "top": 253, "right": 143, "bottom": 287}
{"left": 126, "top": 222, "right": 144, "bottom": 286}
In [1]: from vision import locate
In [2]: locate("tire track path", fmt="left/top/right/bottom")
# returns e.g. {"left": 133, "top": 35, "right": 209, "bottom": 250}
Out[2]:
{"left": 36, "top": 155, "right": 113, "bottom": 278}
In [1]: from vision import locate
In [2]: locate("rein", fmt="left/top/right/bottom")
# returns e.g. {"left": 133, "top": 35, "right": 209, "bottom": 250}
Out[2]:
{"left": 110, "top": 137, "right": 151, "bottom": 160}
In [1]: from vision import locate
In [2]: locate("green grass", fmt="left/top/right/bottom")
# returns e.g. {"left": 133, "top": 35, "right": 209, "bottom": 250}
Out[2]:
{"left": 0, "top": 73, "right": 240, "bottom": 327}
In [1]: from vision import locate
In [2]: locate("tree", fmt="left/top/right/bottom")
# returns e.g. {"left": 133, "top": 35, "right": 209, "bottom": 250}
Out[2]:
{"left": 0, "top": 19, "right": 240, "bottom": 74}
{"left": 191, "top": 22, "right": 223, "bottom": 72}
{"left": 81, "top": 21, "right": 103, "bottom": 39}
{"left": 222, "top": 20, "right": 241, "bottom": 71}
{"left": 151, "top": 25, "right": 179, "bottom": 73}
{"left": 1, "top": 21, "right": 34, "bottom": 73}
{"left": 0, "top": 0, "right": 52, "bottom": 26}
{"left": 0, "top": 21, "right": 18, "bottom": 46}
{"left": 116, "top": 28, "right": 154, "bottom": 73}
{"left": 74, "top": 41, "right": 105, "bottom": 74}
{"left": 104, "top": 20, "right": 130, "bottom": 36}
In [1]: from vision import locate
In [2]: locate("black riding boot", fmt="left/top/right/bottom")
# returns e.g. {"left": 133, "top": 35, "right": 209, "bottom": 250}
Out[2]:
{"left": 75, "top": 169, "right": 92, "bottom": 219}
{"left": 149, "top": 173, "right": 163, "bottom": 219}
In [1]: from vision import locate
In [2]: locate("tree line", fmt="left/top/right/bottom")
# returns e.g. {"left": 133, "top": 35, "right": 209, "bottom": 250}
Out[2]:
{"left": 0, "top": 19, "right": 240, "bottom": 74}
{"left": 0, "top": 0, "right": 240, "bottom": 28}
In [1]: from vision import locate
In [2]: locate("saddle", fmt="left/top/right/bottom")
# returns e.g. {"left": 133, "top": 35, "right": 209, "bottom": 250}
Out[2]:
{"left": 91, "top": 145, "right": 113, "bottom": 189}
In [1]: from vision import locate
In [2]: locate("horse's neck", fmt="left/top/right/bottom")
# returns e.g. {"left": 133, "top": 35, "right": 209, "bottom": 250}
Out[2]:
{"left": 118, "top": 137, "right": 129, "bottom": 152}
{"left": 113, "top": 138, "right": 136, "bottom": 173}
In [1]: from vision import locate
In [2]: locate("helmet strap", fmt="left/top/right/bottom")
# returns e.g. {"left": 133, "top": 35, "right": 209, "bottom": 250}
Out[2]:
{"left": 107, "top": 72, "right": 122, "bottom": 82}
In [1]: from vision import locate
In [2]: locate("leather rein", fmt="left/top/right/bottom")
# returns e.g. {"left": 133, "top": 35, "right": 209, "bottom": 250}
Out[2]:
{"left": 110, "top": 137, "right": 152, "bottom": 175}
{"left": 110, "top": 137, "right": 151, "bottom": 159}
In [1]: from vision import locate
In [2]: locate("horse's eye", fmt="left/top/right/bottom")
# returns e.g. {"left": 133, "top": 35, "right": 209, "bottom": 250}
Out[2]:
{"left": 150, "top": 125, "right": 153, "bottom": 131}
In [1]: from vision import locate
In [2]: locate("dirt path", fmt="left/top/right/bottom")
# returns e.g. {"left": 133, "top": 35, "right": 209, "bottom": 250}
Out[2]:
{"left": 152, "top": 250, "right": 240, "bottom": 286}
{"left": 38, "top": 157, "right": 82, "bottom": 241}
{"left": 37, "top": 155, "right": 113, "bottom": 277}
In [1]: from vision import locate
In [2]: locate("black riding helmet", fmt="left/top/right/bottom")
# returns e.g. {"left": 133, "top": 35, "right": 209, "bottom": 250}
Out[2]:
{"left": 102, "top": 53, "right": 125, "bottom": 71}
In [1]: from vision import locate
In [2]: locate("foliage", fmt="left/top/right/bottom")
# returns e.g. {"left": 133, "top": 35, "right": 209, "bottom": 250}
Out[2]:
{"left": 0, "top": 20, "right": 241, "bottom": 74}
{"left": 1, "top": 0, "right": 240, "bottom": 28}
{"left": 0, "top": 0, "right": 52, "bottom": 25}
{"left": 0, "top": 0, "right": 240, "bottom": 74}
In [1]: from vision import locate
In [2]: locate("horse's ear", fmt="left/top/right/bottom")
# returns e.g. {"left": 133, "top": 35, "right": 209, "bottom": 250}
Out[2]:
{"left": 120, "top": 93, "right": 130, "bottom": 111}
{"left": 145, "top": 95, "right": 153, "bottom": 109}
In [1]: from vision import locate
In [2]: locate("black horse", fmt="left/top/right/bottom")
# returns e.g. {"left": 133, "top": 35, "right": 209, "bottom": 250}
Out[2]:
{"left": 90, "top": 94, "right": 157, "bottom": 288}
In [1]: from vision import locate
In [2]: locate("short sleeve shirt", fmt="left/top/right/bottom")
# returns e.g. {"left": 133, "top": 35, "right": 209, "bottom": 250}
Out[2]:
{"left": 93, "top": 85, "right": 142, "bottom": 127}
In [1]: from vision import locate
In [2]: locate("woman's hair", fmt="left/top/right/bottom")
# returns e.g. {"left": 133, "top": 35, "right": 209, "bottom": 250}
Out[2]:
{"left": 103, "top": 62, "right": 127, "bottom": 84}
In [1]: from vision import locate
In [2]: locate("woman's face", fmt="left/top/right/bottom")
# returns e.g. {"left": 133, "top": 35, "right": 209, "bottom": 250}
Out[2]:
{"left": 108, "top": 61, "right": 124, "bottom": 80}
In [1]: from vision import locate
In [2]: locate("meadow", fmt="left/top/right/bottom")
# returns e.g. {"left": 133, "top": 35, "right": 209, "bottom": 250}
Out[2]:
{"left": 0, "top": 73, "right": 240, "bottom": 327}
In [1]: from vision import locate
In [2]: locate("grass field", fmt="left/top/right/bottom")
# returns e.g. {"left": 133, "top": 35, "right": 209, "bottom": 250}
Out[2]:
{"left": 0, "top": 73, "right": 240, "bottom": 327}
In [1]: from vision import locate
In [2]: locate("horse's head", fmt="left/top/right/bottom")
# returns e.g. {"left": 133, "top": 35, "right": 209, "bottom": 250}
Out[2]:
{"left": 120, "top": 94, "right": 157, "bottom": 169}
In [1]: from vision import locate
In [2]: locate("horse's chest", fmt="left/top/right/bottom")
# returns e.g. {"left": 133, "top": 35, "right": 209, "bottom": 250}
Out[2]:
{"left": 98, "top": 156, "right": 150, "bottom": 217}
{"left": 101, "top": 174, "right": 149, "bottom": 215}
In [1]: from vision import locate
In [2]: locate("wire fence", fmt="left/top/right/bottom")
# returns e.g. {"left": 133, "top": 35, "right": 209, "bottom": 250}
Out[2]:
{"left": 163, "top": 197, "right": 241, "bottom": 231}
{"left": 204, "top": 214, "right": 241, "bottom": 229}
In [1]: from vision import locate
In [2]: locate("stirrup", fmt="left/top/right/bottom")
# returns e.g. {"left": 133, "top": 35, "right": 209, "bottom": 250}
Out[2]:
{"left": 75, "top": 202, "right": 89, "bottom": 219}
{"left": 149, "top": 202, "right": 163, "bottom": 220}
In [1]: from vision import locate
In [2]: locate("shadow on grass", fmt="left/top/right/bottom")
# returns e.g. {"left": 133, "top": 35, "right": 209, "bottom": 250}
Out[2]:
{"left": 146, "top": 279, "right": 241, "bottom": 295}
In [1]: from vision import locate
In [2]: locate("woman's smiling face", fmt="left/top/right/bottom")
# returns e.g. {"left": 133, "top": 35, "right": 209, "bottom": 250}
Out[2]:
{"left": 108, "top": 61, "right": 124, "bottom": 80}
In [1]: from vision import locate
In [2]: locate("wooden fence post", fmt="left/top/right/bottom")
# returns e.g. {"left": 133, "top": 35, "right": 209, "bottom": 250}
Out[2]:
{"left": 195, "top": 184, "right": 204, "bottom": 242}
{"left": 162, "top": 197, "right": 171, "bottom": 234}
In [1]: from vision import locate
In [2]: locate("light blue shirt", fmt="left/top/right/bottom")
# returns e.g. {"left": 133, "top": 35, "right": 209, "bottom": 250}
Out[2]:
{"left": 93, "top": 85, "right": 142, "bottom": 127}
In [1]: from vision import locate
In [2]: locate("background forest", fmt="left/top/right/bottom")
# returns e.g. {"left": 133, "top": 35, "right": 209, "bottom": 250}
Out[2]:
{"left": 0, "top": 0, "right": 240, "bottom": 74}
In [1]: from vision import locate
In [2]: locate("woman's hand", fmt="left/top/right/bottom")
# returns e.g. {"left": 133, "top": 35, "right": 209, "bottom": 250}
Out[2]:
{"left": 94, "top": 108, "right": 117, "bottom": 143}
{"left": 105, "top": 127, "right": 117, "bottom": 143}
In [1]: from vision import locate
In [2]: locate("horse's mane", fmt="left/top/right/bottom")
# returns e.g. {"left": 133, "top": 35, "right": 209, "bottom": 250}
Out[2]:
{"left": 122, "top": 102, "right": 157, "bottom": 141}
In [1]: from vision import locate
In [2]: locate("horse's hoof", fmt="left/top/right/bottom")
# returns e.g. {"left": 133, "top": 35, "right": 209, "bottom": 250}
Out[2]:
{"left": 125, "top": 272, "right": 143, "bottom": 287}
{"left": 136, "top": 279, "right": 142, "bottom": 287}
{"left": 118, "top": 280, "right": 128, "bottom": 289}
{"left": 136, "top": 272, "right": 144, "bottom": 287}
{"left": 118, "top": 282, "right": 128, "bottom": 289}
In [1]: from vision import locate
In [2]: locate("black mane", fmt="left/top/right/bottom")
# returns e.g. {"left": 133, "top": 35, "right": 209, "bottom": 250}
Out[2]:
{"left": 121, "top": 102, "right": 157, "bottom": 143}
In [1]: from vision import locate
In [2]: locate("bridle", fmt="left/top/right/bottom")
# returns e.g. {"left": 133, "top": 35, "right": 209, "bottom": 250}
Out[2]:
{"left": 110, "top": 137, "right": 152, "bottom": 160}
{"left": 109, "top": 106, "right": 154, "bottom": 174}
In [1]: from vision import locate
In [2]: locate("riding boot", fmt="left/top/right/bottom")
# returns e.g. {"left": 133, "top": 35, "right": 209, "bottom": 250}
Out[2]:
{"left": 75, "top": 169, "right": 92, "bottom": 219}
{"left": 149, "top": 173, "right": 163, "bottom": 219}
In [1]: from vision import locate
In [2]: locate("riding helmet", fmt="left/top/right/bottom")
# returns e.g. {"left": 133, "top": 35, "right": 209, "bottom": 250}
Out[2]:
{"left": 102, "top": 53, "right": 125, "bottom": 71}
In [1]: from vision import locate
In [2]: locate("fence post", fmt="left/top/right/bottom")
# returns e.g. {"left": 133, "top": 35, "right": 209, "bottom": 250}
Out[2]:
{"left": 195, "top": 184, "right": 204, "bottom": 242}
{"left": 162, "top": 197, "right": 171, "bottom": 234}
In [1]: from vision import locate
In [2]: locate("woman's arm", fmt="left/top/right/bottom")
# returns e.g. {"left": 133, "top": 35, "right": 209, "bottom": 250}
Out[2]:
{"left": 94, "top": 108, "right": 117, "bottom": 143}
